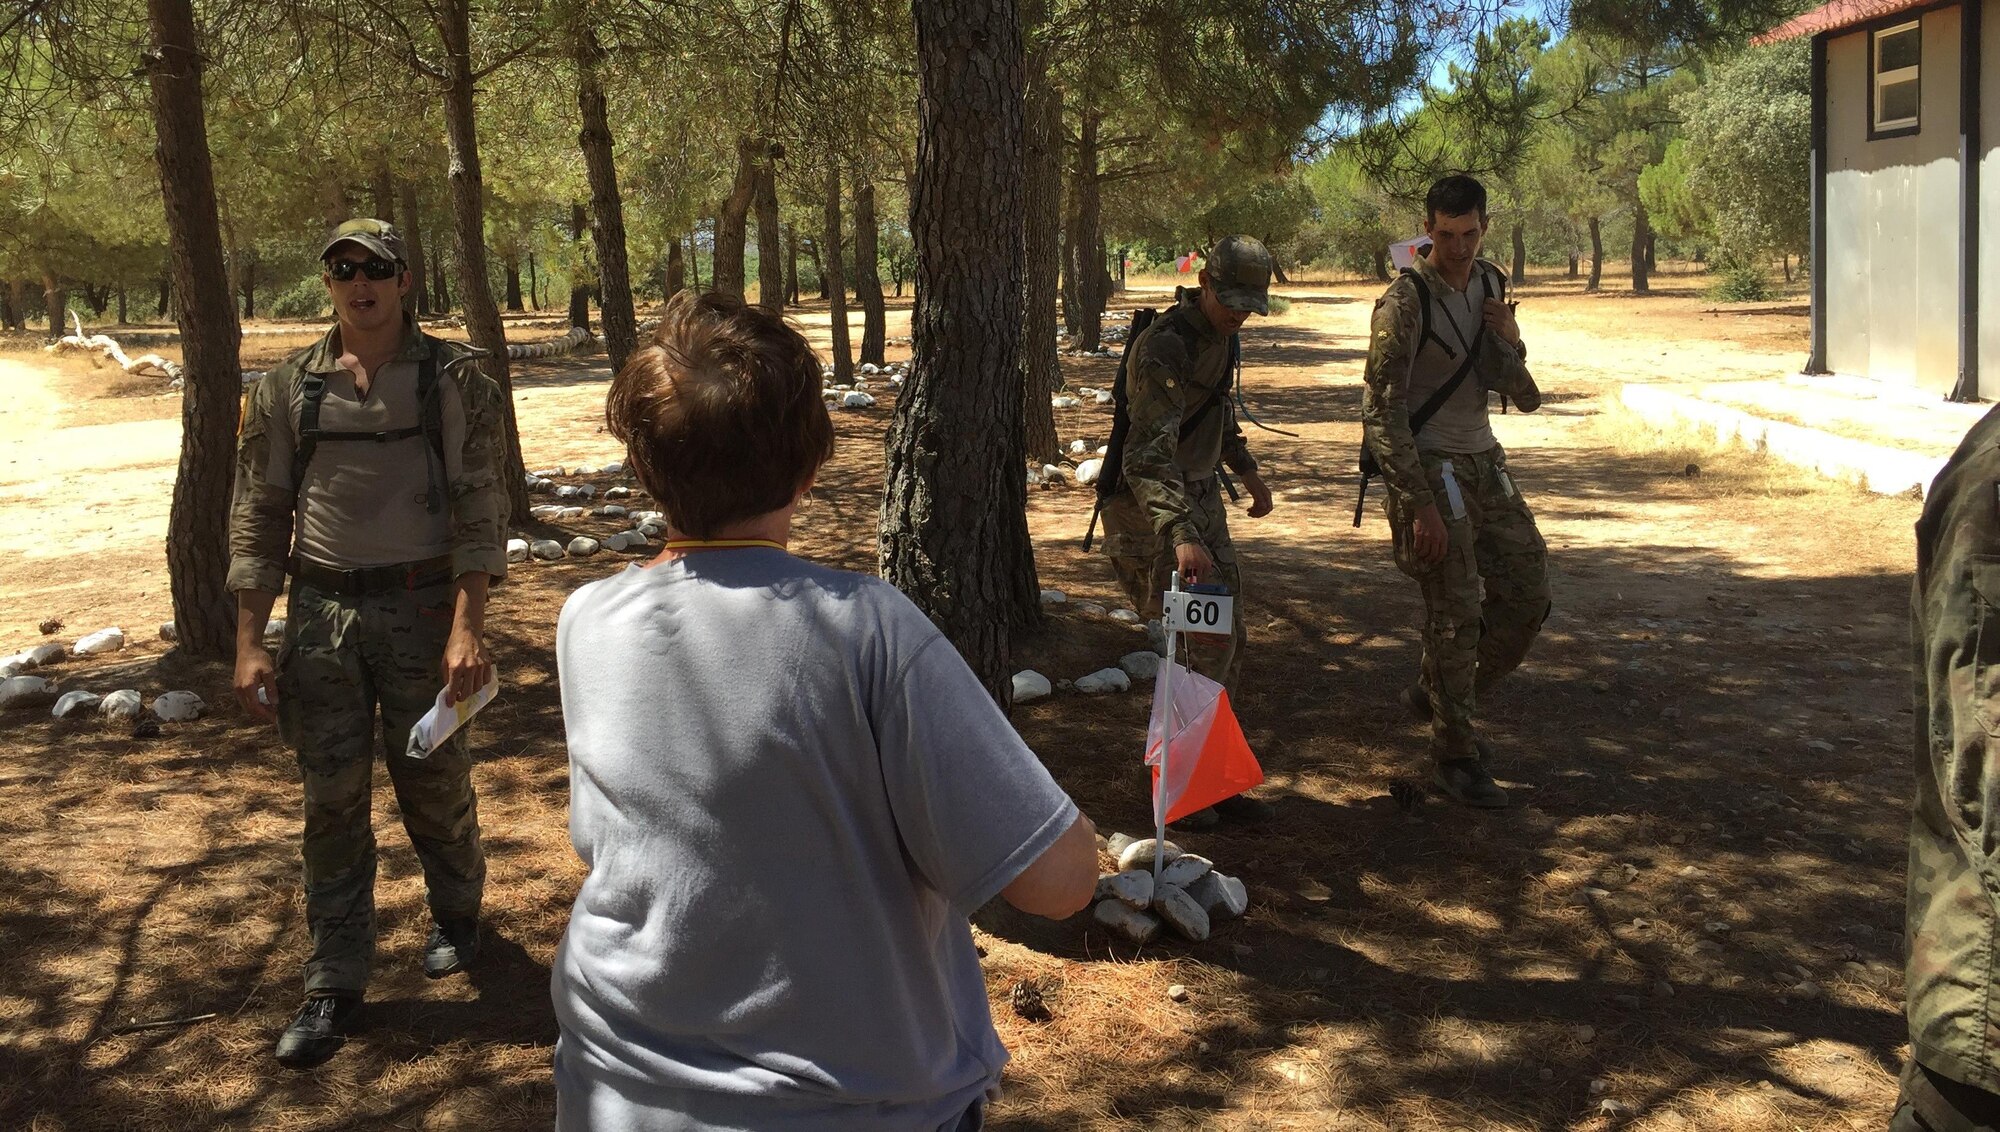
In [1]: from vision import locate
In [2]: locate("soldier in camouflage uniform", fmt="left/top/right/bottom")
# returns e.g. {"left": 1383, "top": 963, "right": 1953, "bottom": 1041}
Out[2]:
{"left": 1098, "top": 235, "right": 1277, "bottom": 828}
{"left": 1361, "top": 176, "right": 1548, "bottom": 810}
{"left": 1898, "top": 406, "right": 2000, "bottom": 1130}
{"left": 229, "top": 219, "right": 511, "bottom": 1069}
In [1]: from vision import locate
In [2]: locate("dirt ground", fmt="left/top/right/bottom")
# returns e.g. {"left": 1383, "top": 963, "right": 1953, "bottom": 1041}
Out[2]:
{"left": 0, "top": 266, "right": 1923, "bottom": 1130}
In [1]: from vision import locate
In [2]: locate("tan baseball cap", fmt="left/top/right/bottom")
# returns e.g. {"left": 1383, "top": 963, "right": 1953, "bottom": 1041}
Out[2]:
{"left": 319, "top": 218, "right": 406, "bottom": 264}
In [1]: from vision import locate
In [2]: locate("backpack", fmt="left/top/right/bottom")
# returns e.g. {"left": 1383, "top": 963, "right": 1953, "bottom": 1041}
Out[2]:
{"left": 290, "top": 350, "right": 448, "bottom": 515}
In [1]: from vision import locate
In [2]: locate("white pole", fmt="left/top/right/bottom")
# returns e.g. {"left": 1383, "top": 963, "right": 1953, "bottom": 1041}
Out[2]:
{"left": 1155, "top": 569, "right": 1181, "bottom": 885}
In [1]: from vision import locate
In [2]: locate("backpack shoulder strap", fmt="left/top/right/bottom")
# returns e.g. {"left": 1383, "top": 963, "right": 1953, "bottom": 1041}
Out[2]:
{"left": 1400, "top": 268, "right": 1439, "bottom": 358}
{"left": 291, "top": 370, "right": 328, "bottom": 491}
{"left": 417, "top": 348, "right": 446, "bottom": 515}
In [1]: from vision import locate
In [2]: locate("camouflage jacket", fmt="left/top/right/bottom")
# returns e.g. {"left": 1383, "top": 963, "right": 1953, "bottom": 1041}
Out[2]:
{"left": 1909, "top": 401, "right": 2000, "bottom": 1092}
{"left": 227, "top": 319, "right": 511, "bottom": 595}
{"left": 1360, "top": 255, "right": 1536, "bottom": 513}
{"left": 1119, "top": 290, "right": 1257, "bottom": 548}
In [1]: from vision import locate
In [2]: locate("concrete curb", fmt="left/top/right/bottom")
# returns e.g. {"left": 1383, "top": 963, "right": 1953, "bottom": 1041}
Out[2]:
{"left": 1618, "top": 383, "right": 1945, "bottom": 498}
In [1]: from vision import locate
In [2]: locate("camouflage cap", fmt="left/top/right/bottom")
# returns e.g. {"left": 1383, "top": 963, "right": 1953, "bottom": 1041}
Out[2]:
{"left": 1206, "top": 235, "right": 1273, "bottom": 315}
{"left": 319, "top": 218, "right": 406, "bottom": 264}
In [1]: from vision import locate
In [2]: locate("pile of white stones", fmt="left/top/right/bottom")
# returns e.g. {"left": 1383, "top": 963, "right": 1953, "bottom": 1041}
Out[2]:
{"left": 505, "top": 325, "right": 595, "bottom": 360}
{"left": 1092, "top": 834, "right": 1249, "bottom": 944}
{"left": 821, "top": 361, "right": 905, "bottom": 411}
{"left": 1011, "top": 591, "right": 1164, "bottom": 704}
{"left": 1025, "top": 442, "right": 1110, "bottom": 489}
{"left": 0, "top": 623, "right": 209, "bottom": 725}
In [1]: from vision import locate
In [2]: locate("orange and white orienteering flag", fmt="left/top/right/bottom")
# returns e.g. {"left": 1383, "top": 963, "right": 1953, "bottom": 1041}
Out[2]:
{"left": 1175, "top": 250, "right": 1199, "bottom": 273}
{"left": 1144, "top": 660, "right": 1263, "bottom": 824}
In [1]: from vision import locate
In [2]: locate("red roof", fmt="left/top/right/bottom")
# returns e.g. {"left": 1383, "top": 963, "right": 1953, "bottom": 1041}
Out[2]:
{"left": 1755, "top": 0, "right": 1934, "bottom": 44}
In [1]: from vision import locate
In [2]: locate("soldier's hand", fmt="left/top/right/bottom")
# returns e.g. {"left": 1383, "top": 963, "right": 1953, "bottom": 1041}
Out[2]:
{"left": 235, "top": 646, "right": 279, "bottom": 723}
{"left": 1412, "top": 502, "right": 1450, "bottom": 566}
{"left": 1242, "top": 471, "right": 1274, "bottom": 519}
{"left": 1482, "top": 299, "right": 1521, "bottom": 348}
{"left": 1174, "top": 541, "right": 1216, "bottom": 585}
{"left": 441, "top": 627, "right": 493, "bottom": 707}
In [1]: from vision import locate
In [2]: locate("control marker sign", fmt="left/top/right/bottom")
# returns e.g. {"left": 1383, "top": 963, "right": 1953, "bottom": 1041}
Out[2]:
{"left": 1162, "top": 590, "right": 1233, "bottom": 636}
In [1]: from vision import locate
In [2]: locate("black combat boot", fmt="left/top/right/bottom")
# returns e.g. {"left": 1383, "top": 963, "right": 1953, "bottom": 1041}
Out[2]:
{"left": 423, "top": 917, "right": 480, "bottom": 979}
{"left": 1433, "top": 758, "right": 1509, "bottom": 809}
{"left": 1398, "top": 683, "right": 1432, "bottom": 723}
{"left": 274, "top": 991, "right": 361, "bottom": 1069}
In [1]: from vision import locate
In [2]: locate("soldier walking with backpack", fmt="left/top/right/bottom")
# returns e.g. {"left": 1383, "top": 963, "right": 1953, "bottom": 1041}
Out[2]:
{"left": 1094, "top": 234, "right": 1278, "bottom": 830}
{"left": 228, "top": 219, "right": 512, "bottom": 1068}
{"left": 1361, "top": 175, "right": 1548, "bottom": 809}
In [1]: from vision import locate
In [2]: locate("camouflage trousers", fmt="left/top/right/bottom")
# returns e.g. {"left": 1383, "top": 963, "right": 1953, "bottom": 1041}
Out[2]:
{"left": 1387, "top": 445, "right": 1550, "bottom": 764}
{"left": 1892, "top": 1059, "right": 2000, "bottom": 1131}
{"left": 277, "top": 577, "right": 485, "bottom": 995}
{"left": 1098, "top": 477, "right": 1244, "bottom": 694}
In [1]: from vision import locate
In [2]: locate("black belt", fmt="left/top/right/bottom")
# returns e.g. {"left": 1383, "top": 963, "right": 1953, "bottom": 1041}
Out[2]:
{"left": 289, "top": 555, "right": 454, "bottom": 597}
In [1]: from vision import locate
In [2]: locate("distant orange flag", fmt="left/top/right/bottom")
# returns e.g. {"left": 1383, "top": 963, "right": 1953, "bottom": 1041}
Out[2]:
{"left": 1175, "top": 251, "right": 1199, "bottom": 273}
{"left": 1145, "top": 661, "right": 1263, "bottom": 824}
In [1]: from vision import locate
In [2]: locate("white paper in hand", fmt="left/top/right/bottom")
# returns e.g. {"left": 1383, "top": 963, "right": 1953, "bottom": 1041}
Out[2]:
{"left": 406, "top": 670, "right": 499, "bottom": 759}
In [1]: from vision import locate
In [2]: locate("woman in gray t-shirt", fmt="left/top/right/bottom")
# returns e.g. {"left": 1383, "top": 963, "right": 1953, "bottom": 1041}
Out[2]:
{"left": 552, "top": 292, "right": 1098, "bottom": 1132}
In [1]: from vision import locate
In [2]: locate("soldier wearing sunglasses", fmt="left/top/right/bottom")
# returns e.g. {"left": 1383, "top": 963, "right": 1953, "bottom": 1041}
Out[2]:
{"left": 227, "top": 218, "right": 512, "bottom": 1069}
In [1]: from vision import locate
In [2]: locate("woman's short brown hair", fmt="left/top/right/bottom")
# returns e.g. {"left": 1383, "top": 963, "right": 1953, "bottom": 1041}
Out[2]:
{"left": 605, "top": 291, "right": 835, "bottom": 538}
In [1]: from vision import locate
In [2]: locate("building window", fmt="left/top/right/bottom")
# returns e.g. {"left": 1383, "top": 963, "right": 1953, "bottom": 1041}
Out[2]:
{"left": 1871, "top": 20, "right": 1921, "bottom": 136}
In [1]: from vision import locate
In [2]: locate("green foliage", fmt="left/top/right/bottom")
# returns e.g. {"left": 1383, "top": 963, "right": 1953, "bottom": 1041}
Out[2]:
{"left": 1708, "top": 262, "right": 1771, "bottom": 302}
{"left": 1298, "top": 149, "right": 1405, "bottom": 277}
{"left": 1638, "top": 138, "right": 1710, "bottom": 241}
{"left": 1265, "top": 295, "right": 1291, "bottom": 316}
{"left": 269, "top": 274, "right": 331, "bottom": 321}
{"left": 1672, "top": 37, "right": 1811, "bottom": 263}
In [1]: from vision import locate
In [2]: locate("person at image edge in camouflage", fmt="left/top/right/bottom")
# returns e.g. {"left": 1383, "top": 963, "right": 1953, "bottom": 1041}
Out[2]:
{"left": 1898, "top": 405, "right": 2000, "bottom": 1130}
{"left": 1098, "top": 234, "right": 1277, "bottom": 829}
{"left": 228, "top": 219, "right": 510, "bottom": 1070}
{"left": 1361, "top": 175, "right": 1549, "bottom": 810}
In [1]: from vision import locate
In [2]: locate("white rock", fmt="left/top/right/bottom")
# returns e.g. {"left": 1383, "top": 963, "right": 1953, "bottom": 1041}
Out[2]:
{"left": 1119, "top": 650, "right": 1162, "bottom": 680}
{"left": 72, "top": 628, "right": 126, "bottom": 656}
{"left": 554, "top": 484, "right": 583, "bottom": 500}
{"left": 1188, "top": 871, "right": 1249, "bottom": 919}
{"left": 624, "top": 529, "right": 652, "bottom": 547}
{"left": 51, "top": 690, "right": 100, "bottom": 719}
{"left": 99, "top": 688, "right": 142, "bottom": 721}
{"left": 529, "top": 505, "right": 564, "bottom": 520}
{"left": 27, "top": 643, "right": 64, "bottom": 667}
{"left": 1012, "top": 670, "right": 1053, "bottom": 703}
{"left": 1105, "top": 832, "right": 1138, "bottom": 858}
{"left": 592, "top": 504, "right": 629, "bottom": 518}
{"left": 576, "top": 484, "right": 597, "bottom": 499}
{"left": 1074, "top": 667, "right": 1131, "bottom": 694}
{"left": 151, "top": 690, "right": 205, "bottom": 722}
{"left": 1599, "top": 1099, "right": 1636, "bottom": 1119}
{"left": 1041, "top": 464, "right": 1061, "bottom": 482}
{"left": 158, "top": 621, "right": 178, "bottom": 643}
{"left": 633, "top": 510, "right": 664, "bottom": 524}
{"left": 1168, "top": 983, "right": 1190, "bottom": 1002}
{"left": 1075, "top": 458, "right": 1104, "bottom": 486}
{"left": 1094, "top": 390, "right": 1114, "bottom": 405}
{"left": 560, "top": 506, "right": 587, "bottom": 520}
{"left": 841, "top": 391, "right": 876, "bottom": 409}
{"left": 1093, "top": 898, "right": 1161, "bottom": 944}
{"left": 602, "top": 461, "right": 625, "bottom": 476}
{"left": 0, "top": 675, "right": 56, "bottom": 710}
{"left": 1025, "top": 467, "right": 1044, "bottom": 486}
{"left": 605, "top": 485, "right": 632, "bottom": 498}
{"left": 567, "top": 537, "right": 602, "bottom": 557}
{"left": 264, "top": 619, "right": 285, "bottom": 640}
{"left": 530, "top": 539, "right": 566, "bottom": 561}
{"left": 1109, "top": 608, "right": 1142, "bottom": 624}
{"left": 1117, "top": 838, "right": 1182, "bottom": 872}
{"left": 638, "top": 520, "right": 667, "bottom": 538}
{"left": 1074, "top": 601, "right": 1108, "bottom": 617}
{"left": 1159, "top": 854, "right": 1214, "bottom": 888}
{"left": 573, "top": 465, "right": 599, "bottom": 476}
{"left": 1096, "top": 445, "right": 1109, "bottom": 456}
{"left": 861, "top": 362, "right": 879, "bottom": 375}
{"left": 1068, "top": 439, "right": 1087, "bottom": 455}
{"left": 532, "top": 467, "right": 565, "bottom": 478}
{"left": 506, "top": 538, "right": 531, "bottom": 563}
{"left": 1096, "top": 870, "right": 1154, "bottom": 910}
{"left": 1154, "top": 883, "right": 1211, "bottom": 941}
{"left": 1038, "top": 589, "right": 1067, "bottom": 605}
{"left": 1052, "top": 396, "right": 1081, "bottom": 409}
{"left": 0, "top": 655, "right": 28, "bottom": 679}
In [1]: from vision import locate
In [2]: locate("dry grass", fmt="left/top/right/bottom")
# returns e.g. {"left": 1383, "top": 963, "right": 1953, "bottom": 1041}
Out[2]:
{"left": 1581, "top": 403, "right": 1856, "bottom": 501}
{"left": 0, "top": 291, "right": 1925, "bottom": 1130}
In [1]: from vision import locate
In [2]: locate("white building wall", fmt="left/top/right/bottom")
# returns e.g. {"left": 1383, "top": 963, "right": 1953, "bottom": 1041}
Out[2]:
{"left": 1982, "top": 0, "right": 2000, "bottom": 398}
{"left": 1824, "top": 6, "right": 1963, "bottom": 397}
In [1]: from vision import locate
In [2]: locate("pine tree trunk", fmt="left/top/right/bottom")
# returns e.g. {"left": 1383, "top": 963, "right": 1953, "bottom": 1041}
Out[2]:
{"left": 0, "top": 282, "right": 15, "bottom": 331}
{"left": 1568, "top": 251, "right": 1578, "bottom": 278}
{"left": 240, "top": 255, "right": 255, "bottom": 319}
{"left": 116, "top": 284, "right": 127, "bottom": 325}
{"left": 1646, "top": 232, "right": 1658, "bottom": 273}
{"left": 1268, "top": 248, "right": 1290, "bottom": 285}
{"left": 568, "top": 203, "right": 592, "bottom": 331}
{"left": 576, "top": 26, "right": 638, "bottom": 373}
{"left": 434, "top": 259, "right": 450, "bottom": 312}
{"left": 1782, "top": 252, "right": 1792, "bottom": 284}
{"left": 1511, "top": 221, "right": 1526, "bottom": 284}
{"left": 852, "top": 168, "right": 886, "bottom": 366}
{"left": 712, "top": 136, "right": 759, "bottom": 300}
{"left": 146, "top": 0, "right": 242, "bottom": 659}
{"left": 1630, "top": 199, "right": 1651, "bottom": 294}
{"left": 665, "top": 240, "right": 685, "bottom": 296}
{"left": 1060, "top": 180, "right": 1081, "bottom": 338}
{"left": 755, "top": 157, "right": 784, "bottom": 314}
{"left": 155, "top": 272, "right": 170, "bottom": 318}
{"left": 882, "top": 0, "right": 1038, "bottom": 704}
{"left": 1020, "top": 53, "right": 1063, "bottom": 464}
{"left": 688, "top": 235, "right": 701, "bottom": 289}
{"left": 784, "top": 224, "right": 799, "bottom": 304}
{"left": 504, "top": 259, "right": 524, "bottom": 310}
{"left": 1587, "top": 217, "right": 1603, "bottom": 292}
{"left": 822, "top": 163, "right": 852, "bottom": 384}
{"left": 439, "top": 0, "right": 526, "bottom": 521}
{"left": 372, "top": 162, "right": 395, "bottom": 222}
{"left": 527, "top": 251, "right": 539, "bottom": 309}
{"left": 398, "top": 179, "right": 428, "bottom": 316}
{"left": 805, "top": 237, "right": 827, "bottom": 299}
{"left": 42, "top": 272, "right": 64, "bottom": 337}
{"left": 1374, "top": 247, "right": 1389, "bottom": 281}
{"left": 1070, "top": 109, "right": 1103, "bottom": 352}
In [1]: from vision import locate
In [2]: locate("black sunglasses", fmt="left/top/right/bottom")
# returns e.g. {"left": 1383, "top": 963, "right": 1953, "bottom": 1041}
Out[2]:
{"left": 327, "top": 257, "right": 401, "bottom": 282}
